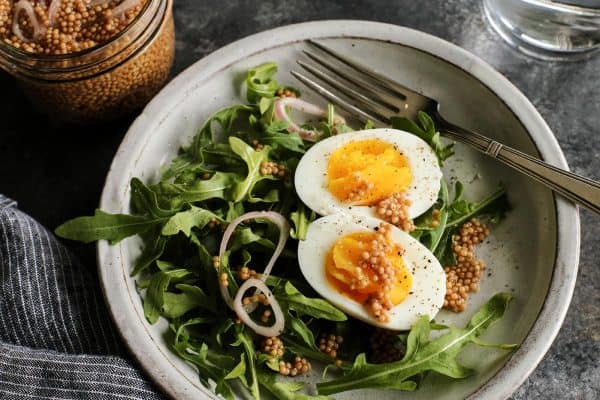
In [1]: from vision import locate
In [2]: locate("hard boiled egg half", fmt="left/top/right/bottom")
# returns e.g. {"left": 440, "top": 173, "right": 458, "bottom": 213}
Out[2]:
{"left": 297, "top": 213, "right": 446, "bottom": 330}
{"left": 295, "top": 129, "right": 442, "bottom": 220}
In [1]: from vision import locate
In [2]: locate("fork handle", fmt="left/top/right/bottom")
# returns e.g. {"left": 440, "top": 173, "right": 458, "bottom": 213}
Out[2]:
{"left": 436, "top": 116, "right": 600, "bottom": 214}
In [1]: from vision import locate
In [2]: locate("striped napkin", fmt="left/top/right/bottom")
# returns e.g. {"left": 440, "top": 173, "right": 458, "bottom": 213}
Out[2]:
{"left": 0, "top": 195, "right": 162, "bottom": 399}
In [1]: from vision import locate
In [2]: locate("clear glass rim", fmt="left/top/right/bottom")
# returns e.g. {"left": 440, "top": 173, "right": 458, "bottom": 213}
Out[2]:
{"left": 0, "top": 0, "right": 157, "bottom": 62}
{"left": 502, "top": 0, "right": 600, "bottom": 16}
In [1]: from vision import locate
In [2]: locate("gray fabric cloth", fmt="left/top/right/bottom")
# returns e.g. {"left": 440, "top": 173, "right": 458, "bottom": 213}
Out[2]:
{"left": 0, "top": 195, "right": 162, "bottom": 399}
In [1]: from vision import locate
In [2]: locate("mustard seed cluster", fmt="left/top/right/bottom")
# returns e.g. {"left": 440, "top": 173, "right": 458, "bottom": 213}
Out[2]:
{"left": 237, "top": 266, "right": 258, "bottom": 281}
{"left": 375, "top": 192, "right": 415, "bottom": 232}
{"left": 251, "top": 139, "right": 265, "bottom": 151}
{"left": 256, "top": 337, "right": 312, "bottom": 377}
{"left": 278, "top": 356, "right": 311, "bottom": 377}
{"left": 259, "top": 161, "right": 288, "bottom": 178}
{"left": 242, "top": 293, "right": 269, "bottom": 307}
{"left": 0, "top": 0, "right": 147, "bottom": 54}
{"left": 275, "top": 88, "right": 296, "bottom": 98}
{"left": 357, "top": 223, "right": 402, "bottom": 323}
{"left": 318, "top": 332, "right": 343, "bottom": 359}
{"left": 444, "top": 218, "right": 490, "bottom": 312}
{"left": 368, "top": 328, "right": 404, "bottom": 363}
{"left": 258, "top": 336, "right": 284, "bottom": 358}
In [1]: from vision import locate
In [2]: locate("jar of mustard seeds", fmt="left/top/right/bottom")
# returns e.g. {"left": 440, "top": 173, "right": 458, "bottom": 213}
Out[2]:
{"left": 0, "top": 0, "right": 174, "bottom": 124}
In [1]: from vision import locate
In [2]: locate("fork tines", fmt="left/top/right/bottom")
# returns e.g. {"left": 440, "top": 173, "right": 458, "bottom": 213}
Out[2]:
{"left": 292, "top": 39, "right": 434, "bottom": 124}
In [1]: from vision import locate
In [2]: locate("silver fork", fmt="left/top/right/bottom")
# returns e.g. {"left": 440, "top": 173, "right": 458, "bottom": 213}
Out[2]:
{"left": 291, "top": 40, "right": 600, "bottom": 215}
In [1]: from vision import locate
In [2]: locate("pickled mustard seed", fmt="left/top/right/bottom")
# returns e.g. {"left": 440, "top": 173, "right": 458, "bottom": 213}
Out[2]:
{"left": 5, "top": 0, "right": 175, "bottom": 124}
{"left": 258, "top": 336, "right": 285, "bottom": 358}
{"left": 0, "top": 0, "right": 147, "bottom": 54}
{"left": 375, "top": 192, "right": 415, "bottom": 232}
{"left": 443, "top": 218, "right": 490, "bottom": 313}
{"left": 319, "top": 332, "right": 343, "bottom": 361}
{"left": 275, "top": 88, "right": 296, "bottom": 98}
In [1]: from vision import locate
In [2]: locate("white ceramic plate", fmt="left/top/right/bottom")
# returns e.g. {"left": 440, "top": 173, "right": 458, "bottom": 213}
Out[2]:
{"left": 98, "top": 21, "right": 580, "bottom": 400}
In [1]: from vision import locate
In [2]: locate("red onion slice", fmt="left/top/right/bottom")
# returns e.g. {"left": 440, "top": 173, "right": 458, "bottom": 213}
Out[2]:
{"left": 233, "top": 278, "right": 285, "bottom": 337}
{"left": 218, "top": 211, "right": 290, "bottom": 309}
{"left": 12, "top": 0, "right": 45, "bottom": 42}
{"left": 273, "top": 97, "right": 345, "bottom": 141}
{"left": 110, "top": 0, "right": 140, "bottom": 18}
{"left": 89, "top": 0, "right": 112, "bottom": 6}
{"left": 48, "top": 0, "right": 61, "bottom": 27}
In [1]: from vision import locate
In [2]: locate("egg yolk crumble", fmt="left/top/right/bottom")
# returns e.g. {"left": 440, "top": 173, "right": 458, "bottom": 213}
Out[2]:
{"left": 325, "top": 223, "right": 412, "bottom": 323}
{"left": 327, "top": 139, "right": 412, "bottom": 206}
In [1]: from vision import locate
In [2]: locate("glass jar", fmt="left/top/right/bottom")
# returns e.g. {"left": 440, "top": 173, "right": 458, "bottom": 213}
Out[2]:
{"left": 0, "top": 0, "right": 175, "bottom": 124}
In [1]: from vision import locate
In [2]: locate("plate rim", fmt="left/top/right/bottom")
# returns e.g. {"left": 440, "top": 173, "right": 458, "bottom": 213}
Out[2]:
{"left": 97, "top": 20, "right": 580, "bottom": 400}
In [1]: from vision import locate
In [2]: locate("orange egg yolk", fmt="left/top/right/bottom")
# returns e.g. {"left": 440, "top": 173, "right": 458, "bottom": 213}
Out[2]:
{"left": 325, "top": 230, "right": 413, "bottom": 314}
{"left": 327, "top": 139, "right": 412, "bottom": 206}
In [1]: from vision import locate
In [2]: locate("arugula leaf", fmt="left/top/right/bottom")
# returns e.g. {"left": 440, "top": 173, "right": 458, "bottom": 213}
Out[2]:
{"left": 287, "top": 315, "right": 318, "bottom": 351}
{"left": 130, "top": 178, "right": 175, "bottom": 217}
{"left": 247, "top": 62, "right": 279, "bottom": 104}
{"left": 162, "top": 283, "right": 215, "bottom": 318}
{"left": 161, "top": 157, "right": 211, "bottom": 182}
{"left": 363, "top": 120, "right": 376, "bottom": 129}
{"left": 391, "top": 111, "right": 454, "bottom": 164}
{"left": 161, "top": 206, "right": 221, "bottom": 236}
{"left": 446, "top": 182, "right": 508, "bottom": 227}
{"left": 257, "top": 370, "right": 331, "bottom": 400}
{"left": 171, "top": 318, "right": 234, "bottom": 400}
{"left": 411, "top": 179, "right": 449, "bottom": 253}
{"left": 232, "top": 326, "right": 260, "bottom": 400}
{"left": 189, "top": 105, "right": 256, "bottom": 155}
{"left": 224, "top": 355, "right": 247, "bottom": 381}
{"left": 230, "top": 226, "right": 275, "bottom": 251}
{"left": 320, "top": 104, "right": 352, "bottom": 138}
{"left": 226, "top": 201, "right": 245, "bottom": 221}
{"left": 190, "top": 232, "right": 214, "bottom": 269}
{"left": 153, "top": 172, "right": 240, "bottom": 209}
{"left": 144, "top": 269, "right": 194, "bottom": 324}
{"left": 55, "top": 209, "right": 170, "bottom": 244}
{"left": 316, "top": 293, "right": 515, "bottom": 395}
{"left": 260, "top": 121, "right": 306, "bottom": 153}
{"left": 131, "top": 230, "right": 167, "bottom": 276}
{"left": 290, "top": 204, "right": 316, "bottom": 241}
{"left": 229, "top": 136, "right": 275, "bottom": 202}
{"left": 276, "top": 282, "right": 346, "bottom": 322}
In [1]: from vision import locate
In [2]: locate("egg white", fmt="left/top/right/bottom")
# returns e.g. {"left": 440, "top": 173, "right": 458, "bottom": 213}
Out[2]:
{"left": 297, "top": 213, "right": 446, "bottom": 330}
{"left": 294, "top": 129, "right": 442, "bottom": 220}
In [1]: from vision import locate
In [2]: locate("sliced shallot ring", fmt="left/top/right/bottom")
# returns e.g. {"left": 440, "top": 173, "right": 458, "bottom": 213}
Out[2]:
{"left": 89, "top": 0, "right": 112, "bottom": 6}
{"left": 48, "top": 0, "right": 61, "bottom": 26}
{"left": 273, "top": 97, "right": 345, "bottom": 141}
{"left": 233, "top": 278, "right": 285, "bottom": 337}
{"left": 110, "top": 0, "right": 140, "bottom": 18}
{"left": 12, "top": 0, "right": 45, "bottom": 42}
{"left": 218, "top": 211, "right": 290, "bottom": 309}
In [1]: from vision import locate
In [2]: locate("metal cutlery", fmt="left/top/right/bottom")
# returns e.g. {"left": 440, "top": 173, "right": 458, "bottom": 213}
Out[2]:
{"left": 291, "top": 40, "right": 600, "bottom": 214}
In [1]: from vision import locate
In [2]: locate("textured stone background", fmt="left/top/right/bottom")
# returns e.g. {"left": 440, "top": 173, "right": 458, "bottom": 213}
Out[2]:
{"left": 0, "top": 0, "right": 598, "bottom": 399}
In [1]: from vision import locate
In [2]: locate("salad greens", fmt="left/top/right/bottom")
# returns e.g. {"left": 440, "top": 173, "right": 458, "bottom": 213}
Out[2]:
{"left": 56, "top": 62, "right": 515, "bottom": 399}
